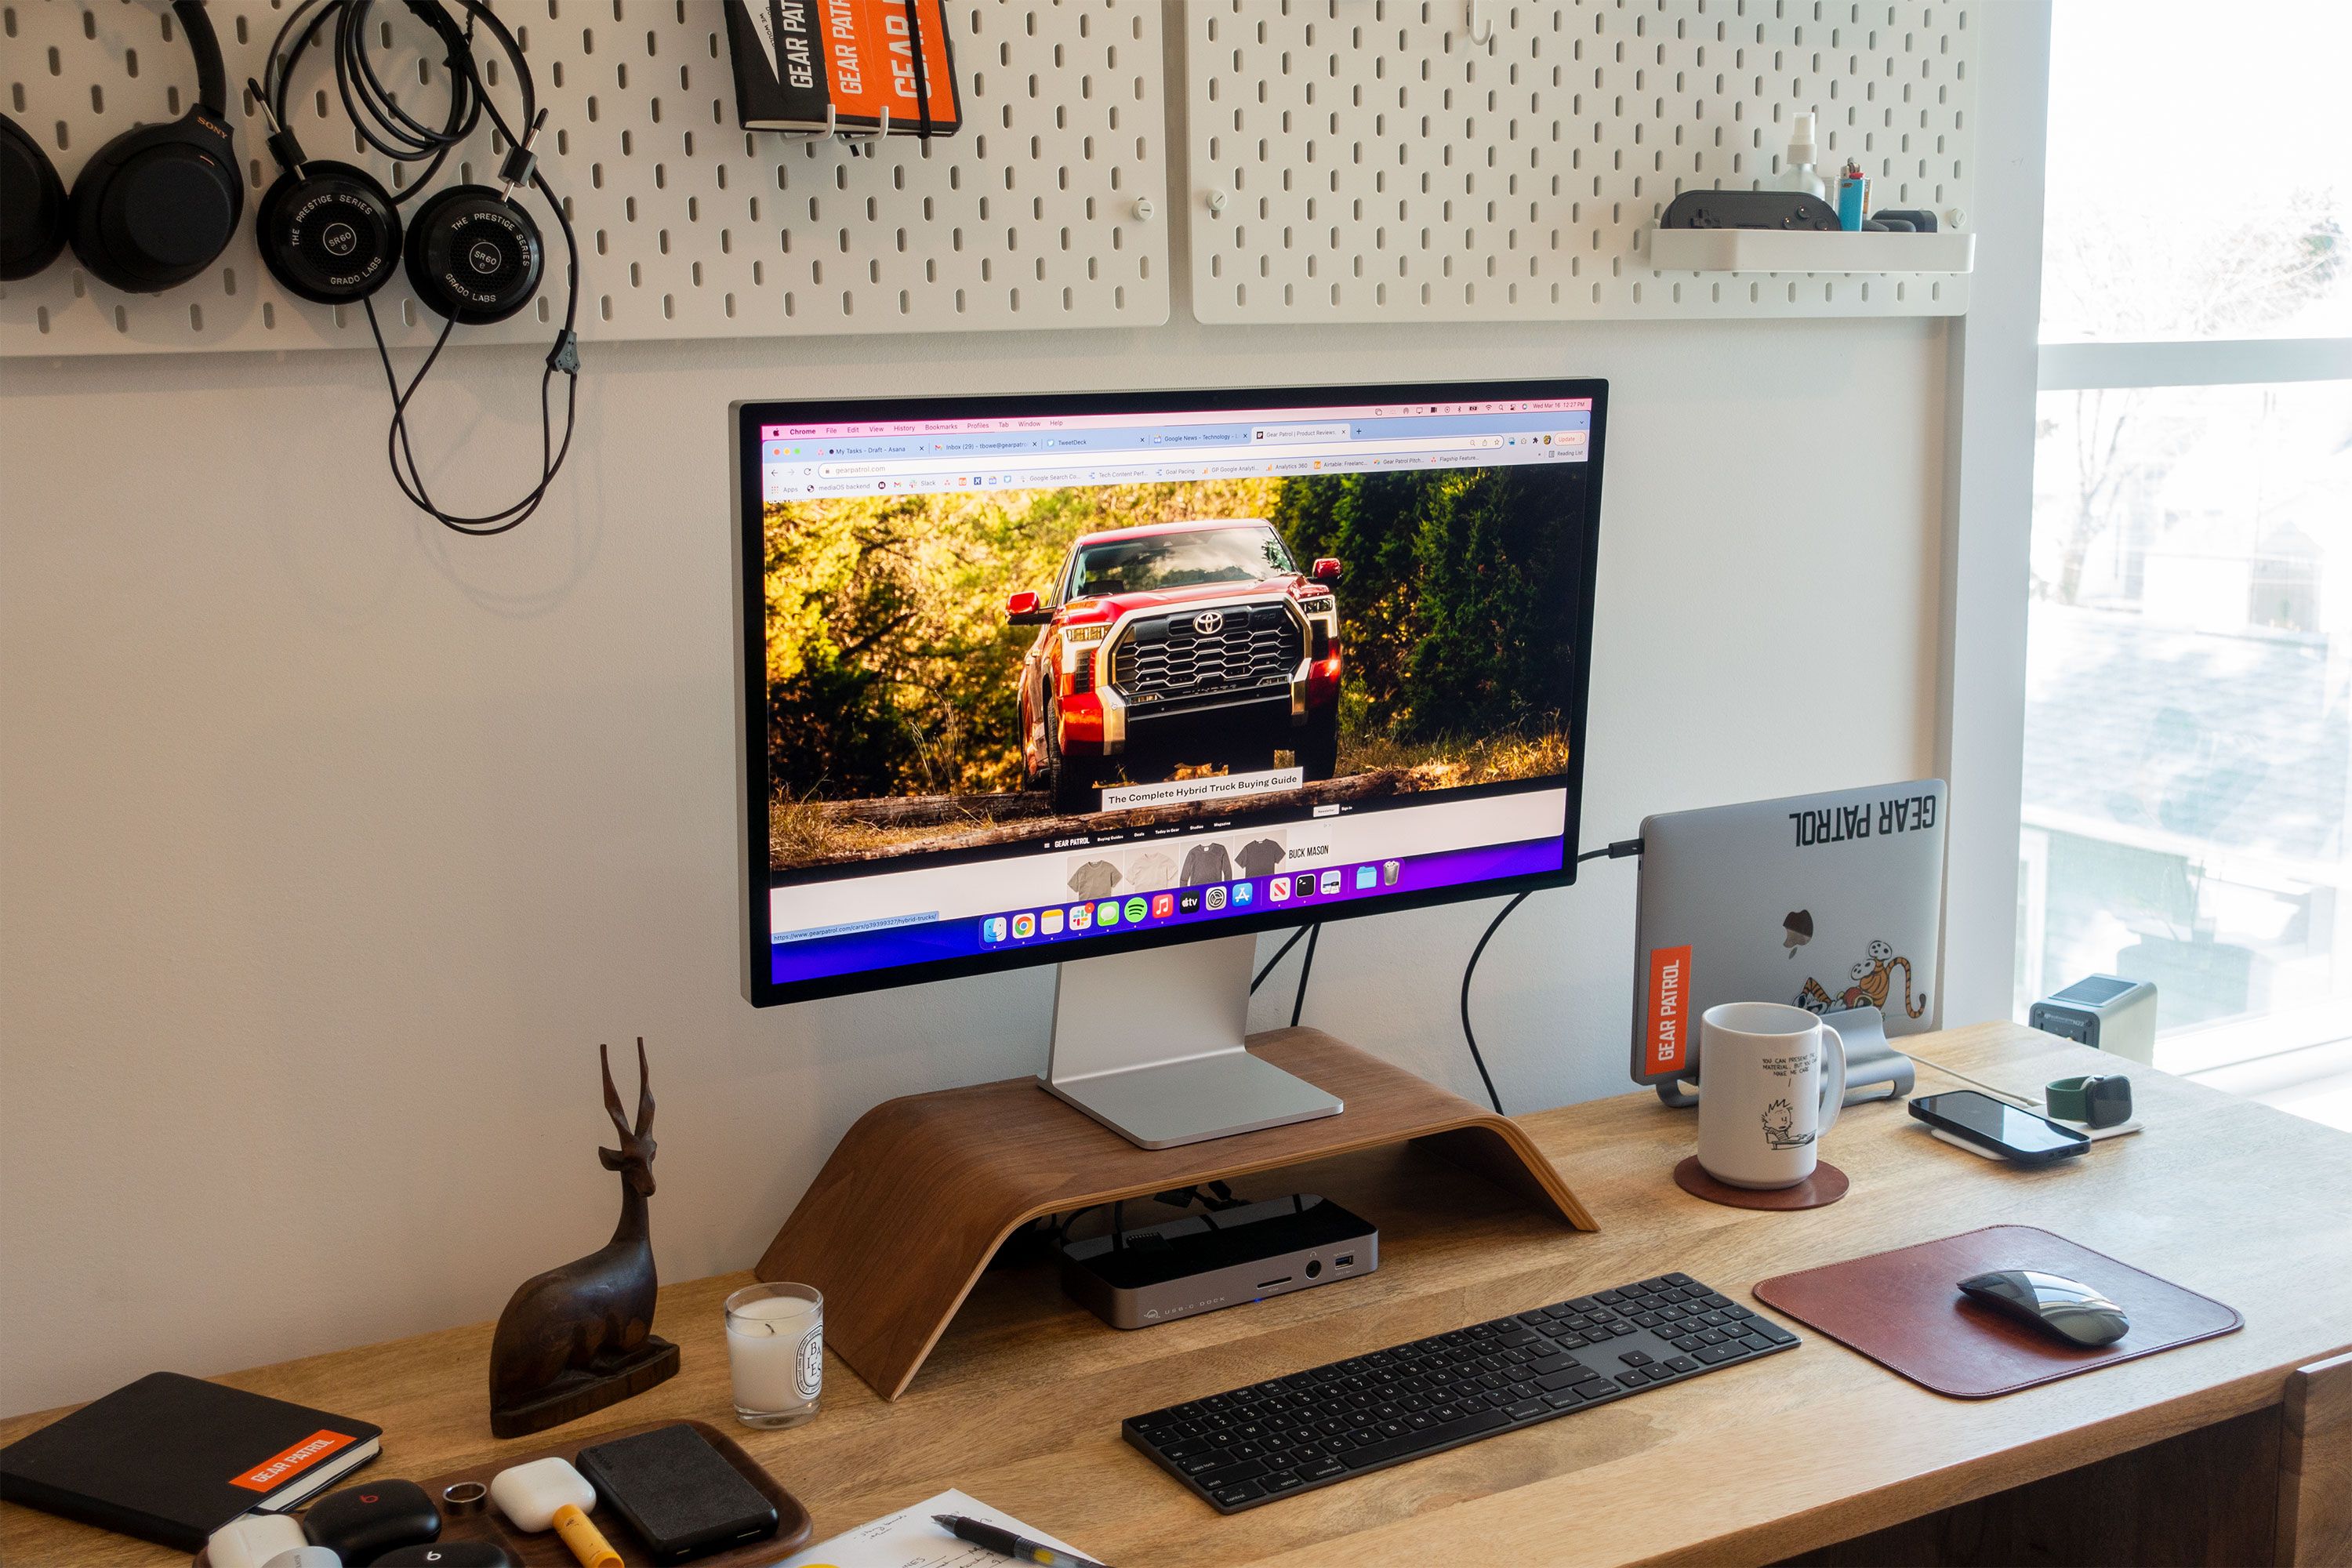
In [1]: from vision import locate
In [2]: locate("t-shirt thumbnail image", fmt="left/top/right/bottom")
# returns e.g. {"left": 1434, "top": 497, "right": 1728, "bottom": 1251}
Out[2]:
{"left": 1067, "top": 858, "right": 1123, "bottom": 898}
{"left": 1126, "top": 850, "right": 1179, "bottom": 891}
{"left": 1181, "top": 841, "right": 1234, "bottom": 887}
{"left": 1233, "top": 837, "right": 1287, "bottom": 878}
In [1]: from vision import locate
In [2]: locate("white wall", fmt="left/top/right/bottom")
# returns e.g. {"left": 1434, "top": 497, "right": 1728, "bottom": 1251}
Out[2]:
{"left": 0, "top": 308, "right": 1947, "bottom": 1416}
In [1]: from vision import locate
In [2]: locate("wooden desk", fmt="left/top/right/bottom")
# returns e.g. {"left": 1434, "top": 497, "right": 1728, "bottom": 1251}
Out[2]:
{"left": 7, "top": 1023, "right": 2350, "bottom": 1566}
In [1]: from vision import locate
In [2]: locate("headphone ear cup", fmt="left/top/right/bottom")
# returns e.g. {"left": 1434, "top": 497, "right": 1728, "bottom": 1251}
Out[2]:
{"left": 402, "top": 184, "right": 544, "bottom": 325}
{"left": 1, "top": 113, "right": 69, "bottom": 281}
{"left": 66, "top": 107, "right": 243, "bottom": 293}
{"left": 256, "top": 161, "right": 402, "bottom": 304}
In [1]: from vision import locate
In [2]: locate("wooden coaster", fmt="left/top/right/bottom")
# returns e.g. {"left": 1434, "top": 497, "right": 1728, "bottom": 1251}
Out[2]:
{"left": 1674, "top": 1155, "right": 1848, "bottom": 1210}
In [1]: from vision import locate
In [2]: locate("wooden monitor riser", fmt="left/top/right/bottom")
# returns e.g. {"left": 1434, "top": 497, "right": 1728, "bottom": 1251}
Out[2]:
{"left": 754, "top": 1027, "right": 1595, "bottom": 1400}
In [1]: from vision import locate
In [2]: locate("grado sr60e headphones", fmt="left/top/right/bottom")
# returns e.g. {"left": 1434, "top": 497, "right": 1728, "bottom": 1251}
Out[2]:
{"left": 2, "top": 0, "right": 240, "bottom": 289}
{"left": 253, "top": 0, "right": 583, "bottom": 534}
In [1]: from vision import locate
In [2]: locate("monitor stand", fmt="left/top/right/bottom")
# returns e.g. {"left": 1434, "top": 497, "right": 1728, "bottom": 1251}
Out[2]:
{"left": 1040, "top": 934, "right": 1344, "bottom": 1149}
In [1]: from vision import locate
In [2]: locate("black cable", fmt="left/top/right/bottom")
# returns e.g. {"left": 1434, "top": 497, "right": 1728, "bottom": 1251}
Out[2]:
{"left": 263, "top": 0, "right": 581, "bottom": 536}
{"left": 1457, "top": 893, "right": 1524, "bottom": 1115}
{"left": 1457, "top": 837, "right": 1646, "bottom": 1116}
{"left": 1250, "top": 925, "right": 1312, "bottom": 993}
{"left": 1289, "top": 924, "right": 1319, "bottom": 1029}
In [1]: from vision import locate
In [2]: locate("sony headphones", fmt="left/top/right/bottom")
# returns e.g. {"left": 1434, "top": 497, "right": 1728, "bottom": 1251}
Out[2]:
{"left": 3, "top": 1, "right": 240, "bottom": 292}
{"left": 0, "top": 113, "right": 70, "bottom": 281}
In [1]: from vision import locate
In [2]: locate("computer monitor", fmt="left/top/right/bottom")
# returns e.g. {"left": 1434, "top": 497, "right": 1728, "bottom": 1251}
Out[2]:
{"left": 736, "top": 379, "right": 1608, "bottom": 1147}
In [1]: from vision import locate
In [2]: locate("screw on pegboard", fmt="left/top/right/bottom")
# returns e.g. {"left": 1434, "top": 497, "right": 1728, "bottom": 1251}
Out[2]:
{"left": 1206, "top": 190, "right": 1229, "bottom": 216}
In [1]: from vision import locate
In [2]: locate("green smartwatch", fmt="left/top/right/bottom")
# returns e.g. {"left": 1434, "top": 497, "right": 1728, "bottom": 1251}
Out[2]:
{"left": 2045, "top": 1073, "right": 2132, "bottom": 1129}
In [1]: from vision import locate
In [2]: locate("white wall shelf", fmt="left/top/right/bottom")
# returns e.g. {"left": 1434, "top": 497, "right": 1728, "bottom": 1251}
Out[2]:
{"left": 1183, "top": 0, "right": 1980, "bottom": 324}
{"left": 1646, "top": 226, "right": 1976, "bottom": 273}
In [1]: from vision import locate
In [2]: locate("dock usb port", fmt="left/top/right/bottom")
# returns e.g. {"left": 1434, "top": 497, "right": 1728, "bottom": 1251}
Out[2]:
{"left": 1334, "top": 1254, "right": 1356, "bottom": 1268}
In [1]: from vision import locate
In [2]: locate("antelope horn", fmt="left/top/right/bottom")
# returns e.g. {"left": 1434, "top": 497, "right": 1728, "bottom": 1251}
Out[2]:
{"left": 600, "top": 1043, "right": 632, "bottom": 1142}
{"left": 633, "top": 1037, "right": 655, "bottom": 1139}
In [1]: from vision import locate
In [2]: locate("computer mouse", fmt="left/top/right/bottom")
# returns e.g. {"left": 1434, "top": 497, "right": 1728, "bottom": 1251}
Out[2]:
{"left": 1958, "top": 1269, "right": 2129, "bottom": 1347}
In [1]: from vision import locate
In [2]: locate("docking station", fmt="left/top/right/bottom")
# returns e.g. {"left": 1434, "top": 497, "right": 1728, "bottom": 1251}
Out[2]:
{"left": 1059, "top": 1194, "right": 1379, "bottom": 1330}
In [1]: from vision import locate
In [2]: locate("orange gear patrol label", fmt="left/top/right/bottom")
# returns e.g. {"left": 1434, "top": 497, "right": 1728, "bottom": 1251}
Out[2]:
{"left": 1646, "top": 944, "right": 1693, "bottom": 1075}
{"left": 229, "top": 1429, "right": 357, "bottom": 1493}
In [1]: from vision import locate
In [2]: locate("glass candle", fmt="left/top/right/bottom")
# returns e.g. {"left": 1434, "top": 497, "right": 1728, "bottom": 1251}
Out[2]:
{"left": 724, "top": 1282, "right": 823, "bottom": 1428}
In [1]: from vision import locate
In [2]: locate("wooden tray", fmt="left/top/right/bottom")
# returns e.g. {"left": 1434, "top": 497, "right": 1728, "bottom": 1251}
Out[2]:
{"left": 191, "top": 1419, "right": 811, "bottom": 1567}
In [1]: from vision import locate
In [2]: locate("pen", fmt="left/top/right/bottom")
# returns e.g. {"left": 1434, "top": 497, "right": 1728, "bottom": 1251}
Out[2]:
{"left": 932, "top": 1513, "right": 1110, "bottom": 1568}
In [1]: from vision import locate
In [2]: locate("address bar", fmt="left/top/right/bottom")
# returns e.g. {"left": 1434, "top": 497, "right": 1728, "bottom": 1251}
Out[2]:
{"left": 818, "top": 434, "right": 1503, "bottom": 478}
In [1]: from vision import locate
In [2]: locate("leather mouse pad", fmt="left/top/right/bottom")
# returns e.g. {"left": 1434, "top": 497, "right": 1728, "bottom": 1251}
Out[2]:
{"left": 1751, "top": 1224, "right": 2242, "bottom": 1399}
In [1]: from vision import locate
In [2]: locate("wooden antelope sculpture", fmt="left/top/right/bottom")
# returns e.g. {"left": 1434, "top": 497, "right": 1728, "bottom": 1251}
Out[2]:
{"left": 488, "top": 1038, "right": 680, "bottom": 1436}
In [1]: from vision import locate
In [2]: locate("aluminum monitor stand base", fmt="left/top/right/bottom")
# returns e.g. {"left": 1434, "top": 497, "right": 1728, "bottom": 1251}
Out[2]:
{"left": 1040, "top": 934, "right": 1343, "bottom": 1149}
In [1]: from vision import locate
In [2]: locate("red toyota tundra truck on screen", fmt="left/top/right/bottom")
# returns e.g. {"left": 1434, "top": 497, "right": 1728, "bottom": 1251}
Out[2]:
{"left": 1007, "top": 519, "right": 1345, "bottom": 812}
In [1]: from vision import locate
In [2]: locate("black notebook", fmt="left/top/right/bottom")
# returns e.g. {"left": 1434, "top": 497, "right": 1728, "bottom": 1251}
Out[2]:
{"left": 0, "top": 1371, "right": 381, "bottom": 1550}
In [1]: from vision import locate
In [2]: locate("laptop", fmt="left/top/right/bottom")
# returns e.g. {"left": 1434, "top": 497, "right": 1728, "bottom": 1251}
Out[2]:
{"left": 1630, "top": 779, "right": 1947, "bottom": 1091}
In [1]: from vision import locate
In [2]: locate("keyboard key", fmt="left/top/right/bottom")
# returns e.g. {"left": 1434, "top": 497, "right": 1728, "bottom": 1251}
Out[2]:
{"left": 1738, "top": 1334, "right": 1773, "bottom": 1352}
{"left": 1696, "top": 1345, "right": 1738, "bottom": 1364}
{"left": 1262, "top": 1472, "right": 1305, "bottom": 1494}
{"left": 1212, "top": 1482, "right": 1265, "bottom": 1508}
{"left": 1543, "top": 1388, "right": 1584, "bottom": 1409}
{"left": 1536, "top": 1369, "right": 1588, "bottom": 1392}
{"left": 1665, "top": 1272, "right": 1693, "bottom": 1285}
{"left": 1199, "top": 1458, "right": 1267, "bottom": 1490}
{"left": 1618, "top": 1351, "right": 1653, "bottom": 1367}
{"left": 1344, "top": 1409, "right": 1510, "bottom": 1471}
{"left": 1303, "top": 1457, "right": 1347, "bottom": 1482}
{"left": 1506, "top": 1399, "right": 1544, "bottom": 1420}
{"left": 1665, "top": 1356, "right": 1698, "bottom": 1373}
{"left": 1616, "top": 1370, "right": 1647, "bottom": 1388}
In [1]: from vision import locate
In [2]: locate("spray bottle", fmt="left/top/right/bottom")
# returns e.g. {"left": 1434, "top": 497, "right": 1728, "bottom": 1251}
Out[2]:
{"left": 1776, "top": 110, "right": 1828, "bottom": 201}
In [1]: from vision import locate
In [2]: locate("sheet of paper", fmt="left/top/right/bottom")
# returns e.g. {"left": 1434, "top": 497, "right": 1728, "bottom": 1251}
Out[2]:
{"left": 776, "top": 1488, "right": 1093, "bottom": 1568}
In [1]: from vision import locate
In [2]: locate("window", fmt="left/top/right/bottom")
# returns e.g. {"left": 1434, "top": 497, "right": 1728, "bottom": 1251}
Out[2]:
{"left": 2019, "top": 2, "right": 2352, "bottom": 1071}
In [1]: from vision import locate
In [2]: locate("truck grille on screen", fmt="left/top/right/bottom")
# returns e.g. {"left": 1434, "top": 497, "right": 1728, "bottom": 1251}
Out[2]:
{"left": 1112, "top": 607, "right": 1302, "bottom": 703}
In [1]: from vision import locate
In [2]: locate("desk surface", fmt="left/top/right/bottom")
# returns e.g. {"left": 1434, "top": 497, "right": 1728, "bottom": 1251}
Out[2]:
{"left": 8, "top": 1022, "right": 2351, "bottom": 1568}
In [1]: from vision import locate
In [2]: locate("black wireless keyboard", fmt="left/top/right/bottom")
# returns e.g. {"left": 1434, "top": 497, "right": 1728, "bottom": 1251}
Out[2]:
{"left": 1123, "top": 1272, "right": 1798, "bottom": 1512}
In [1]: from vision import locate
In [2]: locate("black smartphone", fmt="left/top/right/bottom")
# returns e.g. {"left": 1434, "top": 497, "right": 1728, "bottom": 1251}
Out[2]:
{"left": 575, "top": 1425, "right": 778, "bottom": 1561}
{"left": 1909, "top": 1090, "right": 2090, "bottom": 1166}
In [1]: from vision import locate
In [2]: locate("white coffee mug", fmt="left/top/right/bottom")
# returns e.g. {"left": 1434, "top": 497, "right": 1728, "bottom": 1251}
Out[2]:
{"left": 1696, "top": 1002, "right": 1848, "bottom": 1189}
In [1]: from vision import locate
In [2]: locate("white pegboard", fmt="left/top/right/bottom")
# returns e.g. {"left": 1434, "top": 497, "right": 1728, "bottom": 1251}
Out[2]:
{"left": 1184, "top": 0, "right": 1977, "bottom": 323}
{"left": 0, "top": 0, "right": 1170, "bottom": 356}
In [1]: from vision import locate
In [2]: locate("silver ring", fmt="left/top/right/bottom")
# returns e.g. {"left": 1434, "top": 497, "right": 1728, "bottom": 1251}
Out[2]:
{"left": 441, "top": 1480, "right": 488, "bottom": 1516}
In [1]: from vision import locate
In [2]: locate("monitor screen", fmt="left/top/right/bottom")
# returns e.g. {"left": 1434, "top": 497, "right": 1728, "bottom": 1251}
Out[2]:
{"left": 736, "top": 379, "right": 1607, "bottom": 1004}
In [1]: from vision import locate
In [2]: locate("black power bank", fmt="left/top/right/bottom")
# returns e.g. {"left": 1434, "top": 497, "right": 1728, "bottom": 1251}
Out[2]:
{"left": 575, "top": 1425, "right": 778, "bottom": 1561}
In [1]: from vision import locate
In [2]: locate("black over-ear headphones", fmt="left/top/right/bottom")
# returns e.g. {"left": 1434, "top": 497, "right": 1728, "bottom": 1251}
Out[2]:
{"left": 60, "top": 0, "right": 241, "bottom": 293}
{"left": 0, "top": 113, "right": 70, "bottom": 281}
{"left": 255, "top": 0, "right": 581, "bottom": 535}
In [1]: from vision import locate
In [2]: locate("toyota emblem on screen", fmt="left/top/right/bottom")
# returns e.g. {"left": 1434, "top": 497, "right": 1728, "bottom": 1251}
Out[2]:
{"left": 1193, "top": 610, "right": 1224, "bottom": 634}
